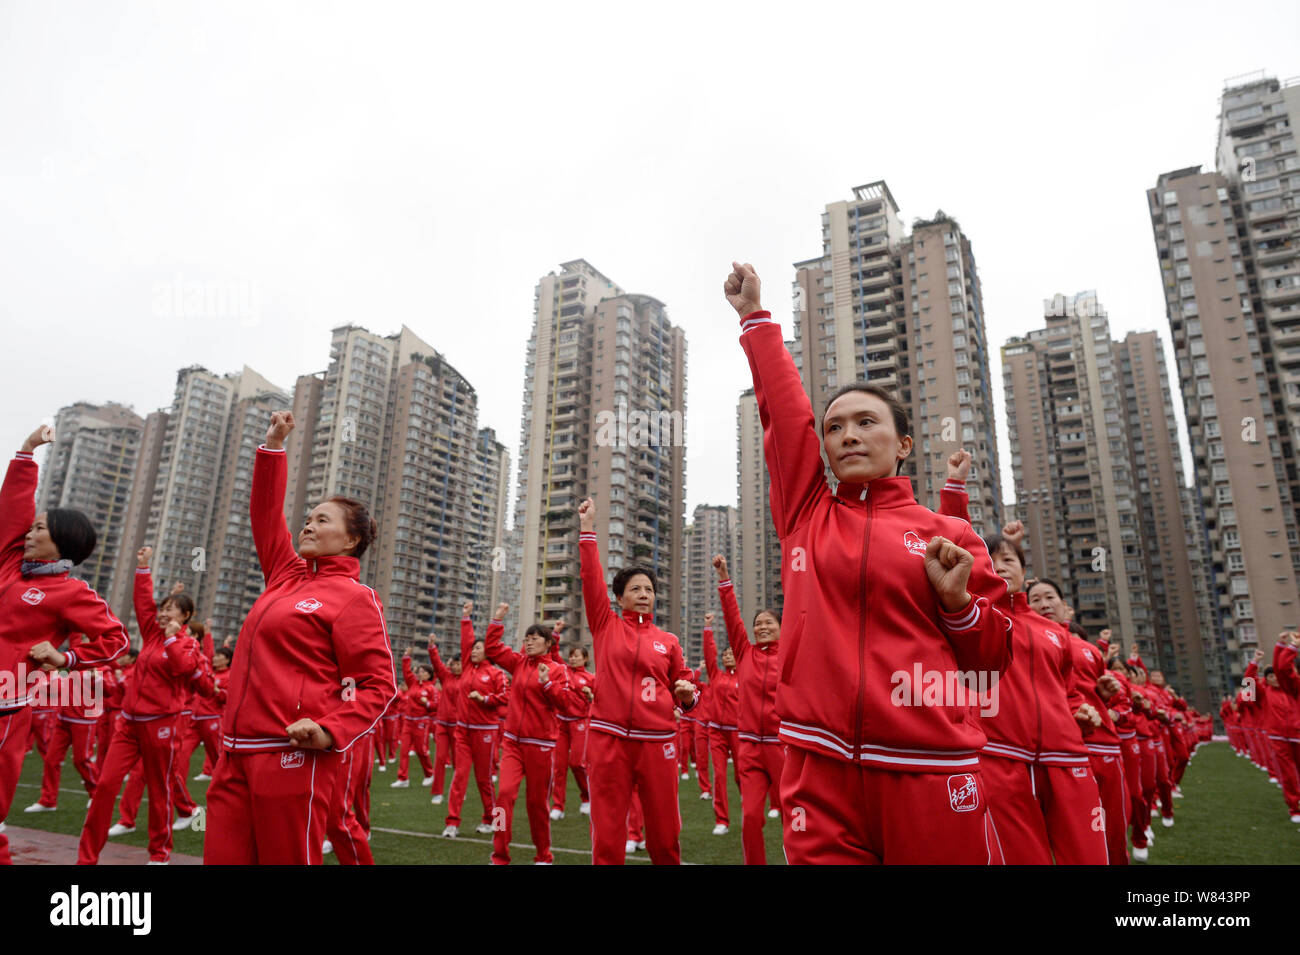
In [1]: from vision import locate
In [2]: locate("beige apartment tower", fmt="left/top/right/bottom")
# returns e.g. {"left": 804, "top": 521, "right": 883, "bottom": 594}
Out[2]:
{"left": 735, "top": 388, "right": 784, "bottom": 629}
{"left": 683, "top": 504, "right": 736, "bottom": 665}
{"left": 794, "top": 182, "right": 1002, "bottom": 526}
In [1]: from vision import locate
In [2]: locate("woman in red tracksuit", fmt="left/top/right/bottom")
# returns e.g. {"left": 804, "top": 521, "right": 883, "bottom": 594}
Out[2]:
{"left": 78, "top": 548, "right": 201, "bottom": 864}
{"left": 724, "top": 263, "right": 1011, "bottom": 864}
{"left": 27, "top": 661, "right": 111, "bottom": 812}
{"left": 434, "top": 602, "right": 508, "bottom": 838}
{"left": 549, "top": 625, "right": 595, "bottom": 819}
{"left": 484, "top": 613, "right": 585, "bottom": 864}
{"left": 428, "top": 646, "right": 462, "bottom": 804}
{"left": 702, "top": 617, "right": 739, "bottom": 836}
{"left": 391, "top": 650, "right": 437, "bottom": 787}
{"left": 0, "top": 426, "right": 131, "bottom": 866}
{"left": 188, "top": 644, "right": 230, "bottom": 782}
{"left": 578, "top": 497, "right": 700, "bottom": 865}
{"left": 203, "top": 411, "right": 397, "bottom": 866}
{"left": 1246, "top": 637, "right": 1300, "bottom": 821}
{"left": 1127, "top": 650, "right": 1177, "bottom": 826}
{"left": 713, "top": 554, "right": 784, "bottom": 865}
{"left": 685, "top": 663, "right": 712, "bottom": 799}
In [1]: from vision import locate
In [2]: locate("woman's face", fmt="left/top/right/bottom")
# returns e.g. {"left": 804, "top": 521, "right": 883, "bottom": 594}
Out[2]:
{"left": 523, "top": 631, "right": 550, "bottom": 657}
{"left": 300, "top": 501, "right": 359, "bottom": 559}
{"left": 417, "top": 666, "right": 433, "bottom": 682}
{"left": 157, "top": 598, "right": 189, "bottom": 629}
{"left": 23, "top": 512, "right": 59, "bottom": 561}
{"left": 213, "top": 654, "right": 230, "bottom": 672}
{"left": 568, "top": 648, "right": 587, "bottom": 668}
{"left": 470, "top": 641, "right": 486, "bottom": 664}
{"left": 722, "top": 648, "right": 736, "bottom": 669}
{"left": 753, "top": 612, "right": 780, "bottom": 645}
{"left": 822, "top": 392, "right": 911, "bottom": 484}
{"left": 991, "top": 544, "right": 1025, "bottom": 595}
{"left": 450, "top": 659, "right": 463, "bottom": 675}
{"left": 618, "top": 574, "right": 655, "bottom": 616}
{"left": 1027, "top": 583, "right": 1068, "bottom": 623}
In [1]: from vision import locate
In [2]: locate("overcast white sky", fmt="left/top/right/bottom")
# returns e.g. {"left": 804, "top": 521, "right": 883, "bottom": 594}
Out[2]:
{"left": 3, "top": 1, "right": 1297, "bottom": 523}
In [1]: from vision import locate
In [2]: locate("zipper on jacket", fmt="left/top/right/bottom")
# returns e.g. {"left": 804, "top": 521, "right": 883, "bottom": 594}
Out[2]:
{"left": 628, "top": 615, "right": 642, "bottom": 731}
{"left": 852, "top": 490, "right": 872, "bottom": 762}
{"left": 1030, "top": 621, "right": 1041, "bottom": 761}
{"left": 231, "top": 575, "right": 315, "bottom": 741}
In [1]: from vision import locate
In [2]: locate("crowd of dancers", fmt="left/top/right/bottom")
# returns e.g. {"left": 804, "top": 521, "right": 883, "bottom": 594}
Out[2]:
{"left": 0, "top": 260, "right": 1286, "bottom": 865}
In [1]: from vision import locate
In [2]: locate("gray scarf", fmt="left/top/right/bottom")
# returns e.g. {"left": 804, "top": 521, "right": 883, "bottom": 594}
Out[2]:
{"left": 21, "top": 559, "right": 74, "bottom": 577}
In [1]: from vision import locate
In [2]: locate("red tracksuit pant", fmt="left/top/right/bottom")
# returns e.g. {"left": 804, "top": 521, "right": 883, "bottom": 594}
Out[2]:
{"left": 1169, "top": 727, "right": 1189, "bottom": 784}
{"left": 627, "top": 788, "right": 643, "bottom": 842}
{"left": 433, "top": 721, "right": 456, "bottom": 796}
{"left": 978, "top": 754, "right": 1107, "bottom": 865}
{"left": 183, "top": 715, "right": 221, "bottom": 779}
{"left": 492, "top": 738, "right": 556, "bottom": 865}
{"left": 1120, "top": 736, "right": 1145, "bottom": 850}
{"left": 678, "top": 721, "right": 694, "bottom": 775}
{"left": 0, "top": 705, "right": 34, "bottom": 865}
{"left": 737, "top": 738, "right": 784, "bottom": 865}
{"left": 326, "top": 739, "right": 374, "bottom": 865}
{"left": 446, "top": 724, "right": 497, "bottom": 827}
{"left": 693, "top": 721, "right": 711, "bottom": 795}
{"left": 781, "top": 747, "right": 1005, "bottom": 864}
{"left": 587, "top": 731, "right": 681, "bottom": 865}
{"left": 1154, "top": 738, "right": 1174, "bottom": 820}
{"left": 120, "top": 721, "right": 199, "bottom": 825}
{"left": 96, "top": 710, "right": 118, "bottom": 766}
{"left": 550, "top": 717, "right": 590, "bottom": 812}
{"left": 205, "top": 748, "right": 342, "bottom": 865}
{"left": 1134, "top": 737, "right": 1157, "bottom": 848}
{"left": 25, "top": 710, "right": 54, "bottom": 759}
{"left": 1268, "top": 736, "right": 1300, "bottom": 814}
{"left": 353, "top": 732, "right": 373, "bottom": 836}
{"left": 1088, "top": 749, "right": 1128, "bottom": 865}
{"left": 397, "top": 717, "right": 432, "bottom": 781}
{"left": 708, "top": 725, "right": 738, "bottom": 825}
{"left": 38, "top": 717, "right": 99, "bottom": 807}
{"left": 78, "top": 715, "right": 181, "bottom": 864}
{"left": 379, "top": 716, "right": 400, "bottom": 764}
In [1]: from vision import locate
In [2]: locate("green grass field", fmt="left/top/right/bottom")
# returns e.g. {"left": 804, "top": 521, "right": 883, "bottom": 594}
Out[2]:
{"left": 9, "top": 740, "right": 1296, "bottom": 864}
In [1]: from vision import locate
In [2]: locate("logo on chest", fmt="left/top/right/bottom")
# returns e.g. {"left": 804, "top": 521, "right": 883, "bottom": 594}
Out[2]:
{"left": 20, "top": 588, "right": 46, "bottom": 606}
{"left": 902, "top": 532, "right": 928, "bottom": 558}
{"left": 652, "top": 641, "right": 666, "bottom": 655}
{"left": 280, "top": 751, "right": 306, "bottom": 769}
{"left": 1045, "top": 630, "right": 1062, "bottom": 648}
{"left": 1083, "top": 648, "right": 1095, "bottom": 663}
{"left": 295, "top": 598, "right": 323, "bottom": 614}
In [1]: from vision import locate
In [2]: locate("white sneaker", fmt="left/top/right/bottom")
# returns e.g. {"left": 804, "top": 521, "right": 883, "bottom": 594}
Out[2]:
{"left": 700, "top": 792, "right": 712, "bottom": 800}
{"left": 442, "top": 825, "right": 459, "bottom": 838}
{"left": 377, "top": 764, "right": 386, "bottom": 772}
{"left": 172, "top": 812, "right": 197, "bottom": 831}
{"left": 1290, "top": 813, "right": 1300, "bottom": 823}
{"left": 87, "top": 798, "right": 92, "bottom": 808}
{"left": 768, "top": 809, "right": 780, "bottom": 818}
{"left": 534, "top": 861, "right": 553, "bottom": 865}
{"left": 193, "top": 773, "right": 211, "bottom": 781}
{"left": 421, "top": 775, "right": 434, "bottom": 787}
{"left": 579, "top": 802, "right": 590, "bottom": 815}
{"left": 681, "top": 772, "right": 689, "bottom": 780}
{"left": 711, "top": 824, "right": 729, "bottom": 835}
{"left": 1144, "top": 826, "right": 1155, "bottom": 843}
{"left": 322, "top": 840, "right": 333, "bottom": 855}
{"left": 1132, "top": 846, "right": 1149, "bottom": 862}
{"left": 1161, "top": 816, "right": 1174, "bottom": 828}
{"left": 390, "top": 779, "right": 410, "bottom": 788}
{"left": 475, "top": 823, "right": 493, "bottom": 834}
{"left": 108, "top": 823, "right": 135, "bottom": 837}
{"left": 549, "top": 808, "right": 563, "bottom": 821}
{"left": 636, "top": 840, "right": 645, "bottom": 850}
{"left": 23, "top": 802, "right": 55, "bottom": 813}
{"left": 625, "top": 839, "right": 637, "bottom": 854}
{"left": 431, "top": 794, "right": 444, "bottom": 805}
{"left": 1150, "top": 806, "right": 1159, "bottom": 817}
{"left": 492, "top": 774, "right": 498, "bottom": 783}
{"left": 145, "top": 860, "right": 169, "bottom": 866}
{"left": 0, "top": 822, "right": 5, "bottom": 833}
{"left": 409, "top": 749, "right": 416, "bottom": 755}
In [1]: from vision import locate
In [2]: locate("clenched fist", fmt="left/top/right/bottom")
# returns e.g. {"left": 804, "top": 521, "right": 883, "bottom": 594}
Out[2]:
{"left": 723, "top": 262, "right": 763, "bottom": 317}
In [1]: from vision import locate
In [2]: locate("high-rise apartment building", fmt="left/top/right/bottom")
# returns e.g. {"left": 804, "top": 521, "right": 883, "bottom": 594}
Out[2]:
{"left": 106, "top": 410, "right": 168, "bottom": 630}
{"left": 513, "top": 261, "right": 687, "bottom": 649}
{"left": 1148, "top": 75, "right": 1300, "bottom": 684}
{"left": 794, "top": 182, "right": 1001, "bottom": 525}
{"left": 683, "top": 504, "right": 736, "bottom": 664}
{"left": 36, "top": 402, "right": 144, "bottom": 601}
{"left": 735, "top": 388, "right": 784, "bottom": 629}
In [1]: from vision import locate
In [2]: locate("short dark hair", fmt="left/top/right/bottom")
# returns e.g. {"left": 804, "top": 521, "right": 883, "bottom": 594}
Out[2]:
{"left": 160, "top": 593, "right": 195, "bottom": 624}
{"left": 821, "top": 383, "right": 911, "bottom": 476}
{"left": 46, "top": 508, "right": 97, "bottom": 565}
{"left": 213, "top": 647, "right": 233, "bottom": 664}
{"left": 613, "top": 565, "right": 657, "bottom": 598}
{"left": 523, "top": 624, "right": 548, "bottom": 640}
{"left": 324, "top": 496, "right": 377, "bottom": 559}
{"left": 982, "top": 534, "right": 1026, "bottom": 570}
{"left": 1263, "top": 665, "right": 1275, "bottom": 678}
{"left": 567, "top": 644, "right": 589, "bottom": 662}
{"left": 1027, "top": 578, "right": 1064, "bottom": 600}
{"left": 753, "top": 608, "right": 782, "bottom": 628}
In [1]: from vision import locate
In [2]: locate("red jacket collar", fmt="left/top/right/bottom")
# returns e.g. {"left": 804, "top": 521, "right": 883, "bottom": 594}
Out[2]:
{"left": 830, "top": 474, "right": 916, "bottom": 509}
{"left": 305, "top": 554, "right": 360, "bottom": 578}
{"left": 618, "top": 609, "right": 656, "bottom": 627}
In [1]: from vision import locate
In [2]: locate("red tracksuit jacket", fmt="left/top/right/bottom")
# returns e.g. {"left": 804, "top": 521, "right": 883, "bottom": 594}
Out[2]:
{"left": 398, "top": 657, "right": 438, "bottom": 719}
{"left": 127, "top": 568, "right": 201, "bottom": 718}
{"left": 1068, "top": 634, "right": 1121, "bottom": 754}
{"left": 717, "top": 579, "right": 781, "bottom": 743}
{"left": 701, "top": 627, "right": 738, "bottom": 730}
{"left": 579, "top": 533, "right": 698, "bottom": 741}
{"left": 1246, "top": 645, "right": 1300, "bottom": 738}
{"left": 459, "top": 616, "right": 508, "bottom": 729}
{"left": 484, "top": 626, "right": 585, "bottom": 745}
{"left": 430, "top": 652, "right": 463, "bottom": 724}
{"left": 0, "top": 453, "right": 129, "bottom": 707}
{"left": 219, "top": 446, "right": 397, "bottom": 754}
{"left": 975, "top": 592, "right": 1087, "bottom": 765}
{"left": 739, "top": 310, "right": 1011, "bottom": 770}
